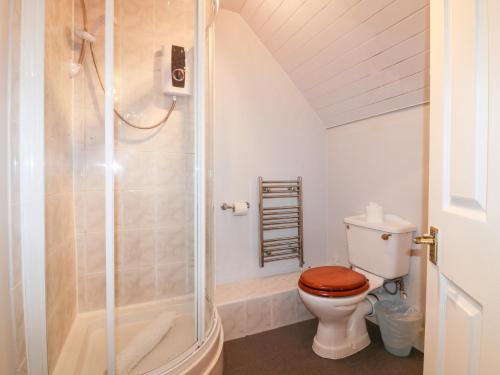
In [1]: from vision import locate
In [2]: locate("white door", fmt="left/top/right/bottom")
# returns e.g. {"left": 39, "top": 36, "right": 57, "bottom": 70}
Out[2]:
{"left": 423, "top": 0, "right": 500, "bottom": 374}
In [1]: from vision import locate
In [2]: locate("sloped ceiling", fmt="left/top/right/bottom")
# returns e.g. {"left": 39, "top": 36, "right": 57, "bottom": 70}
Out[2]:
{"left": 219, "top": 0, "right": 430, "bottom": 127}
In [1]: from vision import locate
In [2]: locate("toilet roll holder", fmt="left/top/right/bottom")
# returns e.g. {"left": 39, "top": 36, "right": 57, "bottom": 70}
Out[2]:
{"left": 220, "top": 202, "right": 250, "bottom": 211}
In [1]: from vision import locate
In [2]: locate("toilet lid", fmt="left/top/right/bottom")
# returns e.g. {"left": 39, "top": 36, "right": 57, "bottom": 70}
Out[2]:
{"left": 298, "top": 280, "right": 369, "bottom": 297}
{"left": 299, "top": 266, "right": 368, "bottom": 292}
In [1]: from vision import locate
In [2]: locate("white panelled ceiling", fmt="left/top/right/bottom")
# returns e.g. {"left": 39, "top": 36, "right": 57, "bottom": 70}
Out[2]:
{"left": 219, "top": 0, "right": 430, "bottom": 127}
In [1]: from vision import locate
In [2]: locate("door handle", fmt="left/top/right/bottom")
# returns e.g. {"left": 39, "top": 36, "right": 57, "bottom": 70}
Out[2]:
{"left": 414, "top": 226, "right": 439, "bottom": 265}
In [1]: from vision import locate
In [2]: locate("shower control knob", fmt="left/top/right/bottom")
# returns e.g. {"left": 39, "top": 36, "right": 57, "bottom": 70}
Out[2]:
{"left": 172, "top": 68, "right": 185, "bottom": 82}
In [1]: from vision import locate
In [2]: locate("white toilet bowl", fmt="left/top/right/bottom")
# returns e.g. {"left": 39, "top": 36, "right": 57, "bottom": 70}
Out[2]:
{"left": 299, "top": 213, "right": 416, "bottom": 359}
{"left": 298, "top": 267, "right": 383, "bottom": 359}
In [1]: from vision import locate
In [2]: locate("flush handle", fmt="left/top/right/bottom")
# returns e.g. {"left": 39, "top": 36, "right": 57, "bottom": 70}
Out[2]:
{"left": 414, "top": 226, "right": 439, "bottom": 265}
{"left": 381, "top": 233, "right": 392, "bottom": 240}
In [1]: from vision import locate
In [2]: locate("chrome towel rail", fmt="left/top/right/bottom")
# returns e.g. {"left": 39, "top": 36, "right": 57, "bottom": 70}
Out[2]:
{"left": 258, "top": 176, "right": 304, "bottom": 267}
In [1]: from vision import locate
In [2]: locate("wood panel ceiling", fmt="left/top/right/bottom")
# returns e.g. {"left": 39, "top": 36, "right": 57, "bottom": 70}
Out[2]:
{"left": 219, "top": 0, "right": 430, "bottom": 127}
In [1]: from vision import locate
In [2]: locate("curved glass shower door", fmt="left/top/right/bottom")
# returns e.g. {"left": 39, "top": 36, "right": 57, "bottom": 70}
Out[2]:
{"left": 41, "top": 0, "right": 216, "bottom": 374}
{"left": 112, "top": 0, "right": 198, "bottom": 372}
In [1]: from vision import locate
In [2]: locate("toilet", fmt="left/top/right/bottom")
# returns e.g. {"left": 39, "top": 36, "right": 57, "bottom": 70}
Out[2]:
{"left": 298, "top": 214, "right": 416, "bottom": 359}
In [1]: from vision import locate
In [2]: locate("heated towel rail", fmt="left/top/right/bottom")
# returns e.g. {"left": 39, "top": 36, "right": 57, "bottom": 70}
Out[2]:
{"left": 258, "top": 177, "right": 304, "bottom": 267}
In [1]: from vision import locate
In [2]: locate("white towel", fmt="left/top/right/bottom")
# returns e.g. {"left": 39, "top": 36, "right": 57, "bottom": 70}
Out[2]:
{"left": 115, "top": 311, "right": 176, "bottom": 374}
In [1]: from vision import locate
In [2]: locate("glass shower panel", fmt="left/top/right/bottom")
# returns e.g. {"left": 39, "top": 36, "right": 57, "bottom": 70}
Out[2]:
{"left": 113, "top": 0, "right": 197, "bottom": 372}
{"left": 204, "top": 22, "right": 216, "bottom": 337}
{"left": 45, "top": 0, "right": 108, "bottom": 373}
{"left": 39, "top": 0, "right": 216, "bottom": 373}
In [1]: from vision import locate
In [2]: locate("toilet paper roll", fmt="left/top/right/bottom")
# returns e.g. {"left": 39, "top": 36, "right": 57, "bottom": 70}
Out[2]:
{"left": 233, "top": 202, "right": 249, "bottom": 216}
{"left": 365, "top": 202, "right": 384, "bottom": 223}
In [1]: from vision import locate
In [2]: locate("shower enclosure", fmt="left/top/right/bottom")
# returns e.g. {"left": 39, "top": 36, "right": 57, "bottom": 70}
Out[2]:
{"left": 14, "top": 0, "right": 220, "bottom": 373}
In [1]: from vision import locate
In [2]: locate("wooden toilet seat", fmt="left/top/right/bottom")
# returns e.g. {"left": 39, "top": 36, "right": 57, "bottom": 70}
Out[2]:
{"left": 298, "top": 266, "right": 369, "bottom": 297}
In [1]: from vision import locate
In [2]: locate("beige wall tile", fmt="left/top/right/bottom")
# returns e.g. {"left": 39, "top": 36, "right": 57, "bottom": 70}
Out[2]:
{"left": 121, "top": 190, "right": 156, "bottom": 229}
{"left": 156, "top": 226, "right": 188, "bottom": 265}
{"left": 75, "top": 0, "right": 196, "bottom": 313}
{"left": 116, "top": 267, "right": 156, "bottom": 306}
{"left": 12, "top": 284, "right": 26, "bottom": 367}
{"left": 156, "top": 263, "right": 189, "bottom": 299}
{"left": 218, "top": 302, "right": 247, "bottom": 341}
{"left": 44, "top": 0, "right": 78, "bottom": 370}
{"left": 85, "top": 231, "right": 106, "bottom": 274}
{"left": 84, "top": 190, "right": 106, "bottom": 232}
{"left": 7, "top": 2, "right": 26, "bottom": 370}
{"left": 83, "top": 273, "right": 106, "bottom": 312}
{"left": 246, "top": 296, "right": 272, "bottom": 335}
{"left": 116, "top": 229, "right": 155, "bottom": 269}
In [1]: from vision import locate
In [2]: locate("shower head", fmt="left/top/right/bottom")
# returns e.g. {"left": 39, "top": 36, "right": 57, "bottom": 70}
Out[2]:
{"left": 70, "top": 14, "right": 118, "bottom": 79}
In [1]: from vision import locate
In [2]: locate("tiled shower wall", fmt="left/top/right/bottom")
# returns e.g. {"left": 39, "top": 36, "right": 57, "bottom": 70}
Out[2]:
{"left": 6, "top": 0, "right": 78, "bottom": 372}
{"left": 74, "top": 0, "right": 197, "bottom": 311}
{"left": 7, "top": 1, "right": 27, "bottom": 373}
{"left": 44, "top": 0, "right": 78, "bottom": 371}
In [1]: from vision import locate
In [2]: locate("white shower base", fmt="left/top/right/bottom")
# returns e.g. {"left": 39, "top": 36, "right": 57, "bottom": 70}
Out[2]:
{"left": 54, "top": 297, "right": 223, "bottom": 375}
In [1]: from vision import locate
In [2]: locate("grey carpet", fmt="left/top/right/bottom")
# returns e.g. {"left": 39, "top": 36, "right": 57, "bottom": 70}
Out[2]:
{"left": 223, "top": 319, "right": 423, "bottom": 375}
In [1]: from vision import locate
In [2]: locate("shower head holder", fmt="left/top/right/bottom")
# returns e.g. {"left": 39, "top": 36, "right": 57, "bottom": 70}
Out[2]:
{"left": 76, "top": 29, "right": 96, "bottom": 43}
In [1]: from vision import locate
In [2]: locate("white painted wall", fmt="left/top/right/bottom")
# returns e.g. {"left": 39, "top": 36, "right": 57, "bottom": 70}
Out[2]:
{"left": 0, "top": 0, "right": 16, "bottom": 373}
{"left": 326, "top": 104, "right": 429, "bottom": 330}
{"left": 214, "top": 10, "right": 327, "bottom": 284}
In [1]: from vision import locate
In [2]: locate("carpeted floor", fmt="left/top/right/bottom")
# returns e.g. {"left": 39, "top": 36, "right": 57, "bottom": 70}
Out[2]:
{"left": 223, "top": 319, "right": 423, "bottom": 375}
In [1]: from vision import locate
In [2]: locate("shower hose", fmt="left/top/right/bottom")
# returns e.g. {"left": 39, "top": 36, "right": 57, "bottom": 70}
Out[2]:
{"left": 76, "top": 0, "right": 177, "bottom": 130}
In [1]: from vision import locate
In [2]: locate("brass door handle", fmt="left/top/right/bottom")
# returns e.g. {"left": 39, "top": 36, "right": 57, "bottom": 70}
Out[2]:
{"left": 414, "top": 226, "right": 439, "bottom": 265}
